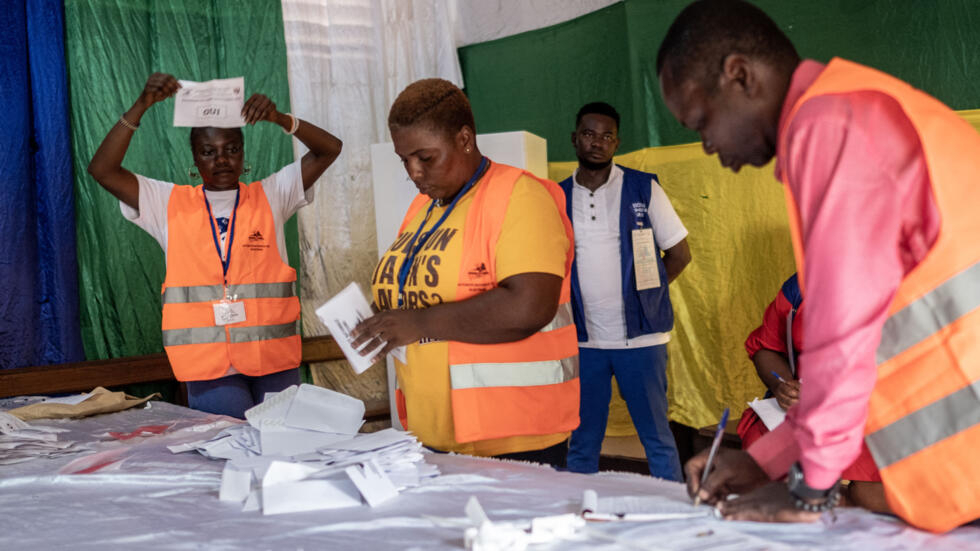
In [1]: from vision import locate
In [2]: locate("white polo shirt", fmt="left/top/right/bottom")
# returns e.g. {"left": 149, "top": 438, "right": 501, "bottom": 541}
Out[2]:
{"left": 572, "top": 165, "right": 687, "bottom": 349}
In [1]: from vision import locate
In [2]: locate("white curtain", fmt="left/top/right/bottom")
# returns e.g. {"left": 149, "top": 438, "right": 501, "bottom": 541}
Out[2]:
{"left": 281, "top": 0, "right": 461, "bottom": 333}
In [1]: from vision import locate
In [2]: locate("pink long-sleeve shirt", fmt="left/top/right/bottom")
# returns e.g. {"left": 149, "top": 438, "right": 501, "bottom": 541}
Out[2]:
{"left": 747, "top": 60, "right": 941, "bottom": 489}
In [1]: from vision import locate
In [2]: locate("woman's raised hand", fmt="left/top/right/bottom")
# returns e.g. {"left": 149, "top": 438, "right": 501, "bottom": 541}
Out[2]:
{"left": 241, "top": 93, "right": 279, "bottom": 125}
{"left": 139, "top": 73, "right": 180, "bottom": 108}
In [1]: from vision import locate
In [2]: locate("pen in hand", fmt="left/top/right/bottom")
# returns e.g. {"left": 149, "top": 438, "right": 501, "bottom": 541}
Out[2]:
{"left": 693, "top": 407, "right": 730, "bottom": 507}
{"left": 771, "top": 370, "right": 801, "bottom": 384}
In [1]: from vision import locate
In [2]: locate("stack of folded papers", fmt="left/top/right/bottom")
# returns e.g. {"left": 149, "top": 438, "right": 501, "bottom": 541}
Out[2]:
{"left": 170, "top": 383, "right": 438, "bottom": 515}
{"left": 0, "top": 411, "right": 88, "bottom": 465}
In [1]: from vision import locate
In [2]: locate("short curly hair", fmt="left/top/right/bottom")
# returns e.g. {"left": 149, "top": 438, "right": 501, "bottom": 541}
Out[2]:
{"left": 576, "top": 102, "right": 620, "bottom": 131}
{"left": 388, "top": 78, "right": 476, "bottom": 136}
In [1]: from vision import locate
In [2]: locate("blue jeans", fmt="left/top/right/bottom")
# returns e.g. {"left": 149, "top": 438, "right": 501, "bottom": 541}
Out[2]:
{"left": 186, "top": 368, "right": 300, "bottom": 419}
{"left": 567, "top": 345, "right": 682, "bottom": 481}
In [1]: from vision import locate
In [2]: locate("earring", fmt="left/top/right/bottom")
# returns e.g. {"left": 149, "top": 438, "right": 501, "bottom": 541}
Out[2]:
{"left": 188, "top": 166, "right": 200, "bottom": 179}
{"left": 243, "top": 162, "right": 252, "bottom": 176}
{"left": 465, "top": 148, "right": 471, "bottom": 153}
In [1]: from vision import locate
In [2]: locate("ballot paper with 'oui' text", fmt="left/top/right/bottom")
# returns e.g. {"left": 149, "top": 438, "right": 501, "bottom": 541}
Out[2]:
{"left": 174, "top": 77, "right": 246, "bottom": 128}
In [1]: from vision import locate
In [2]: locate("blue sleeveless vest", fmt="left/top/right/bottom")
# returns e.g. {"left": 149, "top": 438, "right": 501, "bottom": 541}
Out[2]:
{"left": 559, "top": 165, "right": 674, "bottom": 342}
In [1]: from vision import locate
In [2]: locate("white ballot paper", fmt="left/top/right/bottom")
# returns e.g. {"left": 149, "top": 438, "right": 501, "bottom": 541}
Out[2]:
{"left": 242, "top": 384, "right": 364, "bottom": 456}
{"left": 174, "top": 77, "right": 246, "bottom": 128}
{"left": 748, "top": 397, "right": 787, "bottom": 431}
{"left": 284, "top": 384, "right": 364, "bottom": 434}
{"left": 580, "top": 490, "right": 715, "bottom": 521}
{"left": 346, "top": 459, "right": 399, "bottom": 507}
{"left": 316, "top": 282, "right": 405, "bottom": 374}
{"left": 219, "top": 462, "right": 253, "bottom": 503}
{"left": 260, "top": 460, "right": 361, "bottom": 515}
{"left": 39, "top": 392, "right": 93, "bottom": 405}
{"left": 463, "top": 496, "right": 586, "bottom": 550}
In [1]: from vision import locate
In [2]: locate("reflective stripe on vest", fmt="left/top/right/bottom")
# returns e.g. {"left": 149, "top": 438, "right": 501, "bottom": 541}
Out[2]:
{"left": 867, "top": 380, "right": 980, "bottom": 468}
{"left": 449, "top": 304, "right": 578, "bottom": 389}
{"left": 451, "top": 355, "right": 578, "bottom": 390}
{"left": 229, "top": 321, "right": 298, "bottom": 343}
{"left": 163, "top": 321, "right": 298, "bottom": 347}
{"left": 162, "top": 326, "right": 225, "bottom": 346}
{"left": 866, "top": 197, "right": 980, "bottom": 471}
{"left": 876, "top": 259, "right": 980, "bottom": 365}
{"left": 163, "top": 282, "right": 295, "bottom": 304}
{"left": 540, "top": 302, "right": 574, "bottom": 333}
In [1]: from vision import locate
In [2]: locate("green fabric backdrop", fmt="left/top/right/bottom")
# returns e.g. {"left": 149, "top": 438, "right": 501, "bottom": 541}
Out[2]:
{"left": 65, "top": 0, "right": 298, "bottom": 361}
{"left": 459, "top": 0, "right": 980, "bottom": 159}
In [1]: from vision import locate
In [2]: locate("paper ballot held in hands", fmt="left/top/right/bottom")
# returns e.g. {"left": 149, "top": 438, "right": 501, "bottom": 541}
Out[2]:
{"left": 174, "top": 77, "right": 246, "bottom": 128}
{"left": 748, "top": 397, "right": 787, "bottom": 431}
{"left": 315, "top": 282, "right": 387, "bottom": 374}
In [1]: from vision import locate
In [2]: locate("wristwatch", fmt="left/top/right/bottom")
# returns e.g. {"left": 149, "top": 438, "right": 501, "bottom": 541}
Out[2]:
{"left": 787, "top": 462, "right": 841, "bottom": 512}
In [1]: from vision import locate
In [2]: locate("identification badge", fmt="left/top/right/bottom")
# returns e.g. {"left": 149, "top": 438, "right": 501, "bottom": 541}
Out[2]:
{"left": 213, "top": 300, "right": 246, "bottom": 325}
{"left": 631, "top": 228, "right": 661, "bottom": 290}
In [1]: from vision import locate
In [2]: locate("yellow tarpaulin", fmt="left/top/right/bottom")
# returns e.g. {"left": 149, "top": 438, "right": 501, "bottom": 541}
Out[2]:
{"left": 549, "top": 109, "right": 980, "bottom": 433}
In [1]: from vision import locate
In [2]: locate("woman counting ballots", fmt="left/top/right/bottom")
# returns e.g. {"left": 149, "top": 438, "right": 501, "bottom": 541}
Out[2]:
{"left": 87, "top": 73, "right": 342, "bottom": 418}
{"left": 352, "top": 79, "right": 580, "bottom": 466}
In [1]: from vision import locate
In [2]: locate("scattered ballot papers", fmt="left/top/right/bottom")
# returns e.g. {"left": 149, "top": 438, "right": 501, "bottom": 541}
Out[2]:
{"left": 580, "top": 489, "right": 716, "bottom": 522}
{"left": 315, "top": 282, "right": 406, "bottom": 374}
{"left": 462, "top": 496, "right": 586, "bottom": 551}
{"left": 0, "top": 411, "right": 85, "bottom": 465}
{"left": 173, "top": 77, "right": 246, "bottom": 128}
{"left": 170, "top": 384, "right": 437, "bottom": 515}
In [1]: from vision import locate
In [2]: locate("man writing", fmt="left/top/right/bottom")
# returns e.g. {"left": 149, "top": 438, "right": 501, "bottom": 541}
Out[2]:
{"left": 656, "top": 0, "right": 980, "bottom": 532}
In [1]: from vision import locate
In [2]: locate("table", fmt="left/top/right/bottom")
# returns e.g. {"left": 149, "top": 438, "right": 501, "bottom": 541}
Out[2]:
{"left": 2, "top": 399, "right": 979, "bottom": 550}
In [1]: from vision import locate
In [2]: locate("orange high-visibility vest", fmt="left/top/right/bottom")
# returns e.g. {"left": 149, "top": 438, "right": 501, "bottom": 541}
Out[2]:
{"left": 781, "top": 58, "right": 980, "bottom": 533}
{"left": 161, "top": 182, "right": 301, "bottom": 382}
{"left": 394, "top": 161, "right": 580, "bottom": 444}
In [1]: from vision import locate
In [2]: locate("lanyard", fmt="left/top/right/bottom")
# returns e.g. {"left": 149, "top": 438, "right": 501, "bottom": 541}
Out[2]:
{"left": 396, "top": 156, "right": 489, "bottom": 308}
{"left": 203, "top": 187, "right": 241, "bottom": 285}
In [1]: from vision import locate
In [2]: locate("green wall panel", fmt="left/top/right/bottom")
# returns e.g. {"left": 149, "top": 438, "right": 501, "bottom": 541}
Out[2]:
{"left": 460, "top": 0, "right": 980, "bottom": 161}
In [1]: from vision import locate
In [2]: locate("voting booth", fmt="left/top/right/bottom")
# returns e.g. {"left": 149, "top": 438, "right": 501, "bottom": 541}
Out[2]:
{"left": 369, "top": 131, "right": 549, "bottom": 429}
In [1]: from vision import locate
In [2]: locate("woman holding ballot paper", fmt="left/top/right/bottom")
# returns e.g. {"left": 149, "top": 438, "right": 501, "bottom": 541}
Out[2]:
{"left": 87, "top": 72, "right": 342, "bottom": 418}
{"left": 352, "top": 79, "right": 580, "bottom": 466}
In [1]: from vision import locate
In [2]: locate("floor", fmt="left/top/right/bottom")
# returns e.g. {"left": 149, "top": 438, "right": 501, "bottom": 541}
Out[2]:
{"left": 597, "top": 422, "right": 704, "bottom": 477}
{"left": 601, "top": 434, "right": 646, "bottom": 458}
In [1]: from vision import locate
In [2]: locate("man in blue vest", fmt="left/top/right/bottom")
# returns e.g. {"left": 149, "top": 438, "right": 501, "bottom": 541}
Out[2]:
{"left": 559, "top": 102, "right": 692, "bottom": 480}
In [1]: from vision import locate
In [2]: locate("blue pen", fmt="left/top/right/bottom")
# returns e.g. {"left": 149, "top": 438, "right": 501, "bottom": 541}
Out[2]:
{"left": 694, "top": 407, "right": 730, "bottom": 506}
{"left": 771, "top": 371, "right": 801, "bottom": 384}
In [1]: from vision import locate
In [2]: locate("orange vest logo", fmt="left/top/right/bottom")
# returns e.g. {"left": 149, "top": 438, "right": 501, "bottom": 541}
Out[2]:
{"left": 243, "top": 229, "right": 268, "bottom": 251}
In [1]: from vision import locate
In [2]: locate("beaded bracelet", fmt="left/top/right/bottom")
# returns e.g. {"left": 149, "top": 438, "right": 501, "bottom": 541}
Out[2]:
{"left": 118, "top": 115, "right": 139, "bottom": 131}
{"left": 791, "top": 485, "right": 841, "bottom": 513}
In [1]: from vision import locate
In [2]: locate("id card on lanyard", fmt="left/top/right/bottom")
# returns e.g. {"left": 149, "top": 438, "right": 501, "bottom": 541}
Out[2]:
{"left": 204, "top": 188, "right": 247, "bottom": 325}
